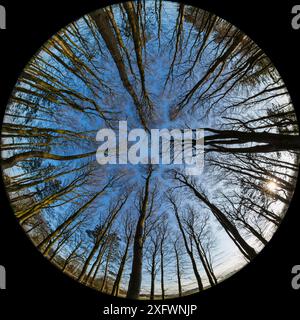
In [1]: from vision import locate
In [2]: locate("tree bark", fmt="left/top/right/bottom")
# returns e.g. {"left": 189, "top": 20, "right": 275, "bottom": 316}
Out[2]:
{"left": 126, "top": 167, "right": 153, "bottom": 299}
{"left": 174, "top": 172, "right": 256, "bottom": 260}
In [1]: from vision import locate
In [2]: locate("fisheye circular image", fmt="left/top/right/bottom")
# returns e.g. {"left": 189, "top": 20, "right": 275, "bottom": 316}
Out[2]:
{"left": 1, "top": 1, "right": 299, "bottom": 300}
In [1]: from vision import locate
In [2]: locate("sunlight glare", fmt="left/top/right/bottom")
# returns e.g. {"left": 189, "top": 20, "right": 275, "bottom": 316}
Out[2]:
{"left": 266, "top": 181, "right": 278, "bottom": 193}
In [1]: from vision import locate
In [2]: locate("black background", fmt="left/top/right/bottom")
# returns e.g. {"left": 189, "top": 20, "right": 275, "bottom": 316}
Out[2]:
{"left": 0, "top": 0, "right": 299, "bottom": 318}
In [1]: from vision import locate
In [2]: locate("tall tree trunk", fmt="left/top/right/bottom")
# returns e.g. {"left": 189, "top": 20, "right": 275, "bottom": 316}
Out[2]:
{"left": 111, "top": 237, "right": 131, "bottom": 296}
{"left": 2, "top": 150, "right": 95, "bottom": 170}
{"left": 174, "top": 172, "right": 256, "bottom": 260}
{"left": 160, "top": 247, "right": 165, "bottom": 300}
{"left": 198, "top": 240, "right": 218, "bottom": 284}
{"left": 37, "top": 178, "right": 115, "bottom": 252}
{"left": 61, "top": 240, "right": 82, "bottom": 272}
{"left": 85, "top": 242, "right": 107, "bottom": 285}
{"left": 17, "top": 175, "right": 84, "bottom": 224}
{"left": 100, "top": 248, "right": 113, "bottom": 293}
{"left": 173, "top": 32, "right": 244, "bottom": 118}
{"left": 127, "top": 167, "right": 153, "bottom": 299}
{"left": 123, "top": 2, "right": 150, "bottom": 104}
{"left": 78, "top": 196, "right": 128, "bottom": 282}
{"left": 242, "top": 221, "right": 268, "bottom": 245}
{"left": 150, "top": 252, "right": 156, "bottom": 300}
{"left": 168, "top": 195, "right": 204, "bottom": 291}
{"left": 90, "top": 9, "right": 149, "bottom": 130}
{"left": 174, "top": 244, "right": 182, "bottom": 297}
{"left": 192, "top": 235, "right": 216, "bottom": 286}
{"left": 204, "top": 128, "right": 300, "bottom": 153}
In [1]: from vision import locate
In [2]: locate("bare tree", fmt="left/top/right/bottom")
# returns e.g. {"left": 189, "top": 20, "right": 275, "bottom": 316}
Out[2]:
{"left": 182, "top": 206, "right": 218, "bottom": 286}
{"left": 111, "top": 211, "right": 134, "bottom": 296}
{"left": 172, "top": 171, "right": 257, "bottom": 260}
{"left": 127, "top": 166, "right": 156, "bottom": 299}
{"left": 167, "top": 192, "right": 204, "bottom": 291}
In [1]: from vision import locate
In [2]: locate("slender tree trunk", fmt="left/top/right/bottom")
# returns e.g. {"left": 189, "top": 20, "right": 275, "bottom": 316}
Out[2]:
{"left": 174, "top": 245, "right": 182, "bottom": 297}
{"left": 242, "top": 221, "right": 268, "bottom": 245}
{"left": 111, "top": 237, "right": 131, "bottom": 296}
{"left": 37, "top": 181, "right": 113, "bottom": 252}
{"left": 193, "top": 235, "right": 216, "bottom": 286}
{"left": 61, "top": 241, "right": 82, "bottom": 272}
{"left": 85, "top": 242, "right": 107, "bottom": 285}
{"left": 78, "top": 197, "right": 128, "bottom": 282}
{"left": 198, "top": 240, "right": 217, "bottom": 284}
{"left": 160, "top": 247, "right": 165, "bottom": 300}
{"left": 169, "top": 196, "right": 204, "bottom": 291}
{"left": 100, "top": 249, "right": 113, "bottom": 293}
{"left": 2, "top": 150, "right": 95, "bottom": 170}
{"left": 90, "top": 9, "right": 149, "bottom": 130}
{"left": 204, "top": 129, "right": 300, "bottom": 153}
{"left": 17, "top": 175, "right": 84, "bottom": 224}
{"left": 150, "top": 253, "right": 156, "bottom": 300}
{"left": 127, "top": 168, "right": 153, "bottom": 299}
{"left": 173, "top": 32, "right": 244, "bottom": 117}
{"left": 174, "top": 173, "right": 256, "bottom": 260}
{"left": 123, "top": 2, "right": 148, "bottom": 98}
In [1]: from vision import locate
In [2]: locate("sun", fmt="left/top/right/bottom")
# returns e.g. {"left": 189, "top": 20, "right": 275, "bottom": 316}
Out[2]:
{"left": 265, "top": 180, "right": 278, "bottom": 193}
